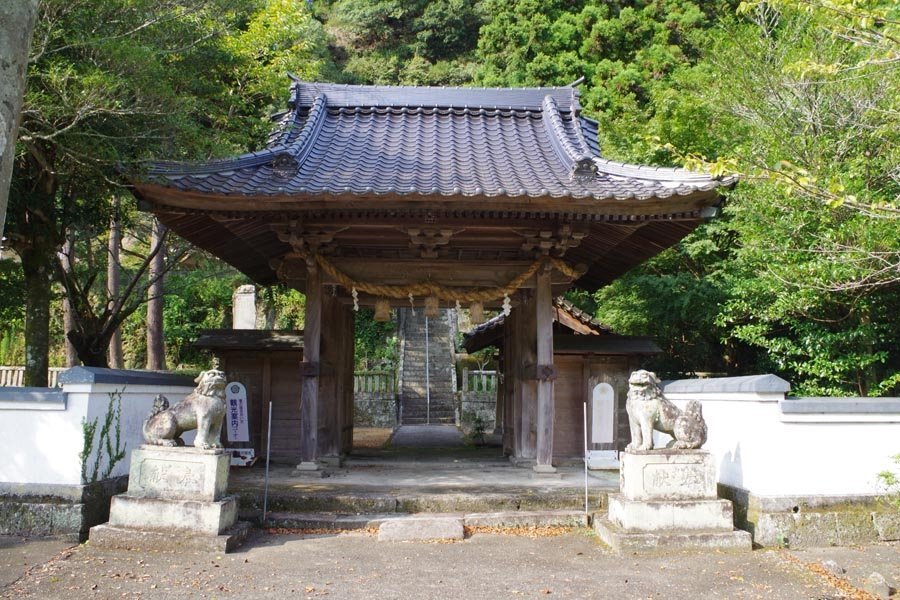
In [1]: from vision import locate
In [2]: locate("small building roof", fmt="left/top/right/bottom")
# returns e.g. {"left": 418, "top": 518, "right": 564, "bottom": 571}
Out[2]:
{"left": 194, "top": 329, "right": 304, "bottom": 352}
{"left": 461, "top": 297, "right": 659, "bottom": 355}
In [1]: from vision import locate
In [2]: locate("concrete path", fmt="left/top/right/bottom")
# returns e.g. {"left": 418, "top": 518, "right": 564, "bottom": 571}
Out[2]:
{"left": 389, "top": 424, "right": 466, "bottom": 448}
{"left": 0, "top": 537, "right": 74, "bottom": 590}
{"left": 6, "top": 531, "right": 898, "bottom": 599}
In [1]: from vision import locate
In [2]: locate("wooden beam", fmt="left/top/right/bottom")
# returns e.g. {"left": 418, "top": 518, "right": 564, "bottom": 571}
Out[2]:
{"left": 276, "top": 255, "right": 573, "bottom": 291}
{"left": 534, "top": 264, "right": 556, "bottom": 472}
{"left": 298, "top": 259, "right": 321, "bottom": 469}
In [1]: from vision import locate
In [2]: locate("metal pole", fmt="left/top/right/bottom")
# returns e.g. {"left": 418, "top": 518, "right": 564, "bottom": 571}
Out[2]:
{"left": 263, "top": 400, "right": 273, "bottom": 525}
{"left": 425, "top": 315, "right": 431, "bottom": 425}
{"left": 583, "top": 401, "right": 589, "bottom": 515}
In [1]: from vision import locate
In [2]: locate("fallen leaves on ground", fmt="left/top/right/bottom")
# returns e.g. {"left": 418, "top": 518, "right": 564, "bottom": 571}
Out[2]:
{"left": 463, "top": 525, "right": 575, "bottom": 538}
{"left": 265, "top": 527, "right": 378, "bottom": 536}
{"left": 783, "top": 553, "right": 877, "bottom": 600}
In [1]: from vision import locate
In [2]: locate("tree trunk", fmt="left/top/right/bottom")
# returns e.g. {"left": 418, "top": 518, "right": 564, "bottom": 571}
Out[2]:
{"left": 107, "top": 204, "right": 123, "bottom": 368}
{"left": 146, "top": 218, "right": 166, "bottom": 370}
{"left": 0, "top": 0, "right": 39, "bottom": 236}
{"left": 20, "top": 246, "right": 52, "bottom": 387}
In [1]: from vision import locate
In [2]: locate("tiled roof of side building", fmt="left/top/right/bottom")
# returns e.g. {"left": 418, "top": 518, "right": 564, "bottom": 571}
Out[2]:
{"left": 146, "top": 81, "right": 733, "bottom": 200}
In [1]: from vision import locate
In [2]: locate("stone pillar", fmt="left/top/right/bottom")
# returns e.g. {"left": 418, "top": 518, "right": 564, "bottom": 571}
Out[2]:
{"left": 298, "top": 260, "right": 321, "bottom": 470}
{"left": 232, "top": 285, "right": 257, "bottom": 329}
{"left": 534, "top": 264, "right": 556, "bottom": 473}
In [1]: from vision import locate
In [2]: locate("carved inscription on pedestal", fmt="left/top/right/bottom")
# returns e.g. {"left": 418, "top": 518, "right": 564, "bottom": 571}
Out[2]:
{"left": 138, "top": 459, "right": 206, "bottom": 495}
{"left": 641, "top": 463, "right": 709, "bottom": 498}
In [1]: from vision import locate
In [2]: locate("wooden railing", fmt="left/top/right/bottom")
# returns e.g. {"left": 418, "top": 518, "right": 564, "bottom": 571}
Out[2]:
{"left": 353, "top": 370, "right": 397, "bottom": 394}
{"left": 462, "top": 369, "right": 499, "bottom": 393}
{"left": 0, "top": 366, "right": 66, "bottom": 388}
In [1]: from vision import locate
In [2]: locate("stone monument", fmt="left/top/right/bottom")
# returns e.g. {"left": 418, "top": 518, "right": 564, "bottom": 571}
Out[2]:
{"left": 89, "top": 369, "right": 250, "bottom": 553}
{"left": 232, "top": 284, "right": 257, "bottom": 330}
{"left": 593, "top": 370, "right": 751, "bottom": 553}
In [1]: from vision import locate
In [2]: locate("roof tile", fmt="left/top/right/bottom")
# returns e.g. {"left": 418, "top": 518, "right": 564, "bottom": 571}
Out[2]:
{"left": 147, "top": 82, "right": 733, "bottom": 201}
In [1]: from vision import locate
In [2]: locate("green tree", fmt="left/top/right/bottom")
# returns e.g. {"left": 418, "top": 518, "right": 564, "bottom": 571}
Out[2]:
{"left": 321, "top": 0, "right": 484, "bottom": 85}
{"left": 610, "top": 3, "right": 899, "bottom": 394}
{"left": 0, "top": 0, "right": 38, "bottom": 236}
{"left": 7, "top": 0, "right": 334, "bottom": 382}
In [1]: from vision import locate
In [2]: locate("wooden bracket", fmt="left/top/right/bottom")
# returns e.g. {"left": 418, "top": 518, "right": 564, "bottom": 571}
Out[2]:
{"left": 299, "top": 361, "right": 320, "bottom": 377}
{"left": 537, "top": 364, "right": 558, "bottom": 381}
{"left": 524, "top": 364, "right": 558, "bottom": 381}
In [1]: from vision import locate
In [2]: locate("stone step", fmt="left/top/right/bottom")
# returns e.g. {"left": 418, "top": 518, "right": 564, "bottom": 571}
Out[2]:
{"left": 402, "top": 417, "right": 456, "bottom": 425}
{"left": 259, "top": 510, "right": 590, "bottom": 532}
{"left": 237, "top": 490, "right": 595, "bottom": 516}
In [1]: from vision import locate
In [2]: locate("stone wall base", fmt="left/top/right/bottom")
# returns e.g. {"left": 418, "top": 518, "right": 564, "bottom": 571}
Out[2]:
{"left": 718, "top": 483, "right": 900, "bottom": 548}
{"left": 0, "top": 476, "right": 127, "bottom": 541}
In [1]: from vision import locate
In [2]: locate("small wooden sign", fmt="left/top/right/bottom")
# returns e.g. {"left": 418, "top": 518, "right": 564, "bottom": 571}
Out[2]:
{"left": 225, "top": 382, "right": 250, "bottom": 443}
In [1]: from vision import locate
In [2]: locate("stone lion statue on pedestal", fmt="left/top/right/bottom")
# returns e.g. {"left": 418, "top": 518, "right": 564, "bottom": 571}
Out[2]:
{"left": 143, "top": 369, "right": 228, "bottom": 449}
{"left": 625, "top": 369, "right": 707, "bottom": 451}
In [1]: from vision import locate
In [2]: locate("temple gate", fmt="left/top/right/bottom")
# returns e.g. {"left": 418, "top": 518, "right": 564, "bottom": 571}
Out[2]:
{"left": 132, "top": 81, "right": 730, "bottom": 473}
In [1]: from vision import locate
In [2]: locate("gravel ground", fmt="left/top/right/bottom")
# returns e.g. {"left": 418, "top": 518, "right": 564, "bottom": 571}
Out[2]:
{"left": 4, "top": 529, "right": 887, "bottom": 600}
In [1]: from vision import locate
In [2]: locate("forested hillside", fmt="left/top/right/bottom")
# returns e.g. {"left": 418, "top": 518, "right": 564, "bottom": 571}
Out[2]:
{"left": 2, "top": 0, "right": 896, "bottom": 395}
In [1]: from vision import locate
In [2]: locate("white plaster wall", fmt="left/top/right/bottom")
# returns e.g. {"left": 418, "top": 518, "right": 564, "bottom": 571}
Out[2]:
{"left": 658, "top": 393, "right": 900, "bottom": 497}
{"left": 1, "top": 383, "right": 194, "bottom": 487}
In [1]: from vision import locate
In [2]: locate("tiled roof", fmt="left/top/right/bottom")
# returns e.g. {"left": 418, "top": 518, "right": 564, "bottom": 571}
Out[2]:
{"left": 146, "top": 81, "right": 731, "bottom": 201}
{"left": 460, "top": 296, "right": 614, "bottom": 353}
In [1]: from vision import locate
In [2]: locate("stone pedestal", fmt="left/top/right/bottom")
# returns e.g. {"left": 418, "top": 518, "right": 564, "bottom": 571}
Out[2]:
{"left": 594, "top": 450, "right": 751, "bottom": 554}
{"left": 89, "top": 446, "right": 249, "bottom": 553}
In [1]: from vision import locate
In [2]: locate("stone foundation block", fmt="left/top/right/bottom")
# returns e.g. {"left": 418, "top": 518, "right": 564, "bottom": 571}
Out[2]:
{"left": 377, "top": 516, "right": 464, "bottom": 542}
{"left": 594, "top": 515, "right": 751, "bottom": 554}
{"left": 127, "top": 446, "right": 230, "bottom": 502}
{"left": 620, "top": 450, "right": 717, "bottom": 501}
{"left": 607, "top": 494, "right": 735, "bottom": 532}
{"left": 463, "top": 510, "right": 589, "bottom": 528}
{"left": 108, "top": 495, "right": 237, "bottom": 536}
{"left": 872, "top": 511, "right": 900, "bottom": 542}
{"left": 89, "top": 522, "right": 251, "bottom": 553}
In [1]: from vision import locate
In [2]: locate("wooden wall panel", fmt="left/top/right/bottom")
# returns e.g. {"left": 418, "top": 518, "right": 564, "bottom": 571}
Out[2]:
{"left": 552, "top": 356, "right": 584, "bottom": 459}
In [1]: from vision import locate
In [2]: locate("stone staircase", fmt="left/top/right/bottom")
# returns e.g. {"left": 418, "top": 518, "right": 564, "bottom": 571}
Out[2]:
{"left": 398, "top": 308, "right": 457, "bottom": 425}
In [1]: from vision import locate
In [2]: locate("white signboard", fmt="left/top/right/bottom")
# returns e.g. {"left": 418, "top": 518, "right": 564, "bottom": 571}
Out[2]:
{"left": 591, "top": 382, "right": 615, "bottom": 444}
{"left": 225, "top": 382, "right": 250, "bottom": 443}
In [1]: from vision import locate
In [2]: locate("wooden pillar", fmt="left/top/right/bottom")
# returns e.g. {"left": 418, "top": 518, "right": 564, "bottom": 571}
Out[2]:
{"left": 534, "top": 264, "right": 556, "bottom": 472}
{"left": 317, "top": 289, "right": 342, "bottom": 464}
{"left": 298, "top": 259, "right": 321, "bottom": 469}
{"left": 501, "top": 309, "right": 516, "bottom": 456}
{"left": 494, "top": 341, "right": 505, "bottom": 437}
{"left": 517, "top": 289, "right": 537, "bottom": 461}
{"left": 342, "top": 305, "right": 356, "bottom": 454}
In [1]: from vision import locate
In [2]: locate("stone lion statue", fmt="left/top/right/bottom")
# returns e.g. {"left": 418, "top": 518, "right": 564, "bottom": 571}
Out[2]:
{"left": 143, "top": 369, "right": 228, "bottom": 449}
{"left": 625, "top": 369, "right": 707, "bottom": 451}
